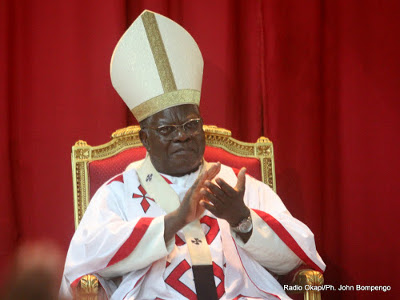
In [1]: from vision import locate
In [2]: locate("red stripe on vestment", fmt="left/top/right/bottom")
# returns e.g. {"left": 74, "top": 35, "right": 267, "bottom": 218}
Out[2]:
{"left": 165, "top": 259, "right": 196, "bottom": 300}
{"left": 107, "top": 217, "right": 154, "bottom": 266}
{"left": 107, "top": 174, "right": 124, "bottom": 185}
{"left": 253, "top": 209, "right": 324, "bottom": 273}
{"left": 161, "top": 175, "right": 172, "bottom": 184}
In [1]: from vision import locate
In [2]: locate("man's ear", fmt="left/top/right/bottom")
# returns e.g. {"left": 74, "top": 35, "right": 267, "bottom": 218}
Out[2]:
{"left": 139, "top": 129, "right": 150, "bottom": 151}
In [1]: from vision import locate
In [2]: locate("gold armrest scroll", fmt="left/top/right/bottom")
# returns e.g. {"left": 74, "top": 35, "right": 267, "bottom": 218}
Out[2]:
{"left": 77, "top": 274, "right": 99, "bottom": 299}
{"left": 289, "top": 269, "right": 324, "bottom": 300}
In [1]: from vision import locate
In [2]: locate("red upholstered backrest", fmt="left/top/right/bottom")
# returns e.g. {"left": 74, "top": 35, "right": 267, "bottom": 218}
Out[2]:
{"left": 88, "top": 147, "right": 146, "bottom": 198}
{"left": 204, "top": 147, "right": 261, "bottom": 181}
{"left": 88, "top": 146, "right": 261, "bottom": 199}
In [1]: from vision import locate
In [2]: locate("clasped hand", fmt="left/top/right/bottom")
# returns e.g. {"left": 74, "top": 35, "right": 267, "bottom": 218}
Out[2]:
{"left": 178, "top": 162, "right": 250, "bottom": 226}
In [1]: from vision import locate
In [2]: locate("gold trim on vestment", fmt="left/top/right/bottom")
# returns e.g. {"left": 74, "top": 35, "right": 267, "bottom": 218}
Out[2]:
{"left": 131, "top": 89, "right": 200, "bottom": 121}
{"left": 141, "top": 11, "right": 177, "bottom": 93}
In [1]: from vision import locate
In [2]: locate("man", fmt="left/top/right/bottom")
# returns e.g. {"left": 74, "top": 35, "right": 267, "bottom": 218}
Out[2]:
{"left": 60, "top": 10, "right": 325, "bottom": 300}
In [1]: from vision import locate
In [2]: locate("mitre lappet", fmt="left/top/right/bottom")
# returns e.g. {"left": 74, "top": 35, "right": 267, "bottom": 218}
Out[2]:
{"left": 110, "top": 10, "right": 204, "bottom": 122}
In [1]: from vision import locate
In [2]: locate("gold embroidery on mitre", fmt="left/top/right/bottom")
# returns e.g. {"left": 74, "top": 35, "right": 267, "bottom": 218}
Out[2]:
{"left": 131, "top": 89, "right": 200, "bottom": 121}
{"left": 141, "top": 11, "right": 177, "bottom": 93}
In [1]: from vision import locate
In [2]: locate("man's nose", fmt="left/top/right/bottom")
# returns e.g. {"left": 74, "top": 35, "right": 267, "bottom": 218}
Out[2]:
{"left": 173, "top": 126, "right": 190, "bottom": 141}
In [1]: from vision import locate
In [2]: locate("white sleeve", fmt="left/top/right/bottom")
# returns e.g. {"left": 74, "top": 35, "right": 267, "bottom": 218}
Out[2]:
{"left": 232, "top": 210, "right": 302, "bottom": 274}
{"left": 232, "top": 175, "right": 325, "bottom": 275}
{"left": 60, "top": 181, "right": 174, "bottom": 296}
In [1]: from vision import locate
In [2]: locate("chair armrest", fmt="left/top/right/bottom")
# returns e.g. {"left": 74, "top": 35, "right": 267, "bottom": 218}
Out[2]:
{"left": 77, "top": 274, "right": 101, "bottom": 300}
{"left": 293, "top": 269, "right": 324, "bottom": 287}
{"left": 286, "top": 269, "right": 324, "bottom": 300}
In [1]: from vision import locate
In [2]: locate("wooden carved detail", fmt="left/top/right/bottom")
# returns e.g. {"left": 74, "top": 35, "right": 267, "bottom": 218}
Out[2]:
{"left": 75, "top": 140, "right": 89, "bottom": 147}
{"left": 203, "top": 125, "right": 232, "bottom": 137}
{"left": 256, "top": 144, "right": 272, "bottom": 156}
{"left": 256, "top": 136, "right": 271, "bottom": 143}
{"left": 74, "top": 161, "right": 88, "bottom": 229}
{"left": 261, "top": 157, "right": 275, "bottom": 190}
{"left": 91, "top": 135, "right": 142, "bottom": 159}
{"left": 80, "top": 274, "right": 99, "bottom": 292}
{"left": 111, "top": 125, "right": 141, "bottom": 138}
{"left": 205, "top": 135, "right": 254, "bottom": 156}
{"left": 297, "top": 270, "right": 324, "bottom": 286}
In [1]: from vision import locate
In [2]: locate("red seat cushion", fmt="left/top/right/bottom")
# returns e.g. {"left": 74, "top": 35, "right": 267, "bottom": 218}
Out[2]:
{"left": 88, "top": 146, "right": 261, "bottom": 198}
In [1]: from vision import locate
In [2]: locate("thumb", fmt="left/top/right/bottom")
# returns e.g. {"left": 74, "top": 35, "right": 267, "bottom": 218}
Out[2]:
{"left": 235, "top": 167, "right": 246, "bottom": 192}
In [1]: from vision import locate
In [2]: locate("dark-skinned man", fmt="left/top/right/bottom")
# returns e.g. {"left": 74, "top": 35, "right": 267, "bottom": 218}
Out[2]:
{"left": 60, "top": 10, "right": 325, "bottom": 300}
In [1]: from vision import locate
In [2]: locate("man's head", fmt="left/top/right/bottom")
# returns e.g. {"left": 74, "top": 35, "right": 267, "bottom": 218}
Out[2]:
{"left": 111, "top": 11, "right": 206, "bottom": 176}
{"left": 139, "top": 104, "right": 206, "bottom": 177}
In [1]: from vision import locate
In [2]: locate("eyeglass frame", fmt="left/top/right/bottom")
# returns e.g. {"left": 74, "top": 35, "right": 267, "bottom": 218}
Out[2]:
{"left": 141, "top": 118, "right": 204, "bottom": 140}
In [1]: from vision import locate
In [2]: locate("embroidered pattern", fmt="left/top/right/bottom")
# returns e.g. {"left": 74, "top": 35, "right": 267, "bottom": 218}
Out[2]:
{"left": 146, "top": 173, "right": 153, "bottom": 182}
{"left": 213, "top": 262, "right": 225, "bottom": 299}
{"left": 133, "top": 185, "right": 154, "bottom": 213}
{"left": 175, "top": 234, "right": 185, "bottom": 246}
{"left": 165, "top": 260, "right": 196, "bottom": 300}
{"left": 200, "top": 215, "right": 220, "bottom": 244}
{"left": 165, "top": 260, "right": 225, "bottom": 299}
{"left": 191, "top": 238, "right": 202, "bottom": 245}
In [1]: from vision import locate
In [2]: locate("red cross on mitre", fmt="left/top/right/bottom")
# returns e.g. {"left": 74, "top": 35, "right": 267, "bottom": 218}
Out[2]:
{"left": 133, "top": 185, "right": 154, "bottom": 213}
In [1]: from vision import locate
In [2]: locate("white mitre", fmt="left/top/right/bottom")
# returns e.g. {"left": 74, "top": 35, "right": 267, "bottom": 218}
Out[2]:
{"left": 110, "top": 10, "right": 204, "bottom": 122}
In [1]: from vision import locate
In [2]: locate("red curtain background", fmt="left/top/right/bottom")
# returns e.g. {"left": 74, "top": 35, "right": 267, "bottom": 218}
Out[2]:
{"left": 1, "top": 1, "right": 399, "bottom": 299}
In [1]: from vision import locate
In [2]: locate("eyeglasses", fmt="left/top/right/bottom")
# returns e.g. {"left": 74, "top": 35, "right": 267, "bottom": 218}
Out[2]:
{"left": 144, "top": 118, "right": 203, "bottom": 140}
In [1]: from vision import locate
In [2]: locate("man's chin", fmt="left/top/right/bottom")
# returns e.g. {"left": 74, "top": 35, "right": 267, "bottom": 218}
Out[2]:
{"left": 168, "top": 159, "right": 202, "bottom": 177}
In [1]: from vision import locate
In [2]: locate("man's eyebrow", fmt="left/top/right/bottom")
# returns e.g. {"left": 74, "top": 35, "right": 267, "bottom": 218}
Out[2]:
{"left": 156, "top": 116, "right": 201, "bottom": 126}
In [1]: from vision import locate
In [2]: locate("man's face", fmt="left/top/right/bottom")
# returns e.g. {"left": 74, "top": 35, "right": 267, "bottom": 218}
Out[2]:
{"left": 139, "top": 104, "right": 206, "bottom": 177}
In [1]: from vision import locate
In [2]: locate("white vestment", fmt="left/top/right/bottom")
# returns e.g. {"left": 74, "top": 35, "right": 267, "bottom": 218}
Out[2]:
{"left": 60, "top": 162, "right": 325, "bottom": 300}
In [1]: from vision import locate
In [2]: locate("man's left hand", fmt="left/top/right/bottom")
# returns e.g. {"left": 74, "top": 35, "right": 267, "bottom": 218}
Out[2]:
{"left": 200, "top": 167, "right": 250, "bottom": 226}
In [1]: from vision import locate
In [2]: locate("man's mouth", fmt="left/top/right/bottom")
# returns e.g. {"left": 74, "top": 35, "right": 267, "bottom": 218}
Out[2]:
{"left": 172, "top": 148, "right": 195, "bottom": 155}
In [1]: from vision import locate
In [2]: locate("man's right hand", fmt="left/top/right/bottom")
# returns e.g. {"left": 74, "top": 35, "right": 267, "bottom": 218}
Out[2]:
{"left": 164, "top": 162, "right": 221, "bottom": 243}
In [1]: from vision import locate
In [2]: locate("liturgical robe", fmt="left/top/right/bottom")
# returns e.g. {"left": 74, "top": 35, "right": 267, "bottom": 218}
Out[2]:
{"left": 60, "top": 162, "right": 325, "bottom": 299}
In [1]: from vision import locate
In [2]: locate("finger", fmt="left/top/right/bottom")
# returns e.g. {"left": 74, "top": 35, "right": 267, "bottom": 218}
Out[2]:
{"left": 200, "top": 200, "right": 218, "bottom": 216}
{"left": 235, "top": 167, "right": 247, "bottom": 192}
{"left": 205, "top": 180, "right": 228, "bottom": 201}
{"left": 205, "top": 162, "right": 221, "bottom": 180}
{"left": 191, "top": 171, "right": 209, "bottom": 192}
{"left": 215, "top": 178, "right": 237, "bottom": 198}
{"left": 201, "top": 188, "right": 225, "bottom": 208}
{"left": 190, "top": 162, "right": 221, "bottom": 194}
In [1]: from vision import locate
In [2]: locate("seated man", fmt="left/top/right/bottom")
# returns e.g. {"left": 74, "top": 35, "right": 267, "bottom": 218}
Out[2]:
{"left": 60, "top": 10, "right": 325, "bottom": 300}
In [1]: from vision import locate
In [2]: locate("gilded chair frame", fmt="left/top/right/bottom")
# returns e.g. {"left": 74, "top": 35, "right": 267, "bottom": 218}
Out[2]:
{"left": 71, "top": 125, "right": 323, "bottom": 300}
{"left": 71, "top": 125, "right": 276, "bottom": 228}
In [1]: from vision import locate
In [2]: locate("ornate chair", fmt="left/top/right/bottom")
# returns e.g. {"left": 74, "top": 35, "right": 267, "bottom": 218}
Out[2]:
{"left": 71, "top": 125, "right": 323, "bottom": 300}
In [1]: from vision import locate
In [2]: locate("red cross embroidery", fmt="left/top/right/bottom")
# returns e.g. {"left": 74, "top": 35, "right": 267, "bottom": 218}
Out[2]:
{"left": 165, "top": 260, "right": 225, "bottom": 299}
{"left": 213, "top": 262, "right": 225, "bottom": 298}
{"left": 175, "top": 234, "right": 185, "bottom": 246}
{"left": 133, "top": 185, "right": 154, "bottom": 213}
{"left": 165, "top": 260, "right": 196, "bottom": 300}
{"left": 200, "top": 215, "right": 220, "bottom": 244}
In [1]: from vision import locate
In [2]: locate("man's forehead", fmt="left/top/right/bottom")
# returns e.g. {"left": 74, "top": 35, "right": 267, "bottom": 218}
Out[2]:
{"left": 148, "top": 104, "right": 200, "bottom": 125}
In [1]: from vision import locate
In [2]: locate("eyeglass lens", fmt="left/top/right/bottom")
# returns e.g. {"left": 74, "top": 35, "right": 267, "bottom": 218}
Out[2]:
{"left": 158, "top": 119, "right": 202, "bottom": 138}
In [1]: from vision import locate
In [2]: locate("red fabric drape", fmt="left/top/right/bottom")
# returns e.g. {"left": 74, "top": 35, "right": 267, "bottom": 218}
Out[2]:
{"left": 1, "top": 1, "right": 399, "bottom": 298}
